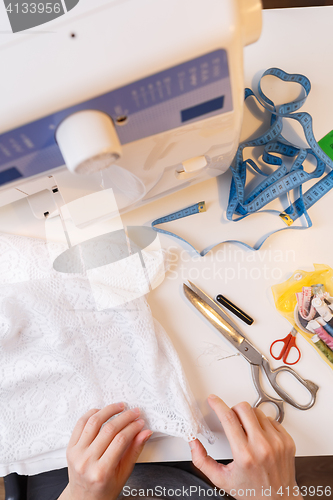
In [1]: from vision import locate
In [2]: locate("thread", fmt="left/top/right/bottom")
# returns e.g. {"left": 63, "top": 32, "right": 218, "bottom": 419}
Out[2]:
{"left": 311, "top": 284, "right": 325, "bottom": 296}
{"left": 312, "top": 335, "right": 333, "bottom": 364}
{"left": 306, "top": 319, "right": 323, "bottom": 334}
{"left": 316, "top": 328, "right": 333, "bottom": 350}
{"left": 312, "top": 297, "right": 333, "bottom": 322}
{"left": 322, "top": 321, "right": 333, "bottom": 338}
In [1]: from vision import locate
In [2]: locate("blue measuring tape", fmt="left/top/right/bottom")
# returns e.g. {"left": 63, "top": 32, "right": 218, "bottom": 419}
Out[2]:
{"left": 151, "top": 68, "right": 333, "bottom": 255}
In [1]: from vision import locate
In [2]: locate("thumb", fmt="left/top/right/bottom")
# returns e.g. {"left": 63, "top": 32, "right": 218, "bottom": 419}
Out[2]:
{"left": 189, "top": 439, "right": 232, "bottom": 491}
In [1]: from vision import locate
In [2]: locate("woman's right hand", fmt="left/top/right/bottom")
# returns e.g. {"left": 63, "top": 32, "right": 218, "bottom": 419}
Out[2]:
{"left": 190, "top": 395, "right": 301, "bottom": 500}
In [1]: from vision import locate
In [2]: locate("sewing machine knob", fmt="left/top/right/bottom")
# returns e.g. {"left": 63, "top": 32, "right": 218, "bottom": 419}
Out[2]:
{"left": 238, "top": 0, "right": 262, "bottom": 47}
{"left": 56, "top": 110, "right": 122, "bottom": 175}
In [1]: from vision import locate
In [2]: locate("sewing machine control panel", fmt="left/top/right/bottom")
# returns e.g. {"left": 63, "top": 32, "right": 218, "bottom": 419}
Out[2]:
{"left": 0, "top": 49, "right": 232, "bottom": 188}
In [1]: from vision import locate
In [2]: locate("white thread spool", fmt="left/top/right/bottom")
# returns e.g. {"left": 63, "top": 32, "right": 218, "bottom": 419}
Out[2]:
{"left": 306, "top": 319, "right": 322, "bottom": 333}
{"left": 312, "top": 297, "right": 333, "bottom": 322}
{"left": 56, "top": 110, "right": 122, "bottom": 175}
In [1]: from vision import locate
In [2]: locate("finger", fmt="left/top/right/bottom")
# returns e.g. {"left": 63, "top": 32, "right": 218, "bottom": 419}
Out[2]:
{"left": 99, "top": 418, "right": 146, "bottom": 469}
{"left": 90, "top": 408, "right": 142, "bottom": 458}
{"left": 118, "top": 429, "right": 153, "bottom": 478}
{"left": 124, "top": 429, "right": 153, "bottom": 464}
{"left": 268, "top": 417, "right": 286, "bottom": 433}
{"left": 68, "top": 408, "right": 100, "bottom": 448}
{"left": 259, "top": 416, "right": 296, "bottom": 458}
{"left": 78, "top": 402, "right": 125, "bottom": 449}
{"left": 253, "top": 407, "right": 276, "bottom": 432}
{"left": 190, "top": 438, "right": 231, "bottom": 489}
{"left": 208, "top": 395, "right": 247, "bottom": 452}
{"left": 232, "top": 402, "right": 263, "bottom": 440}
{"left": 268, "top": 416, "right": 290, "bottom": 438}
{"left": 268, "top": 417, "right": 296, "bottom": 452}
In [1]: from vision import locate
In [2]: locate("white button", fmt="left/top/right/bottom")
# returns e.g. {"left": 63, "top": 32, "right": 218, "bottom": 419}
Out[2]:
{"left": 182, "top": 155, "right": 207, "bottom": 173}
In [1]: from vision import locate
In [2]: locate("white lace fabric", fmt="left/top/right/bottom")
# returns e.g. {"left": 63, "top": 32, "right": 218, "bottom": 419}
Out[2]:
{"left": 0, "top": 232, "right": 214, "bottom": 476}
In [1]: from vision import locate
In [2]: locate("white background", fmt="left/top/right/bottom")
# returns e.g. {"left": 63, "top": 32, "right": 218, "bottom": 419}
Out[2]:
{"left": 0, "top": 6, "right": 332, "bottom": 462}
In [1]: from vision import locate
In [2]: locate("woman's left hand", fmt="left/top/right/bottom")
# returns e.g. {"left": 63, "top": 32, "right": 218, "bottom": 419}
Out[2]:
{"left": 59, "top": 402, "right": 152, "bottom": 500}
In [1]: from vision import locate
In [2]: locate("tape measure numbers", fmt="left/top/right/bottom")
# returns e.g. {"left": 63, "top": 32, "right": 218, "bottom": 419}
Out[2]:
{"left": 152, "top": 68, "right": 333, "bottom": 255}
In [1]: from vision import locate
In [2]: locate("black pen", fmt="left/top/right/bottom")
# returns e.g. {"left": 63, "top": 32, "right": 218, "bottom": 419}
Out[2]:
{"left": 215, "top": 294, "right": 254, "bottom": 326}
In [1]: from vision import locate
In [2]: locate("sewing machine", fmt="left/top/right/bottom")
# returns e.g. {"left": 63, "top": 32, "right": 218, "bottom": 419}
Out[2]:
{"left": 0, "top": 0, "right": 262, "bottom": 220}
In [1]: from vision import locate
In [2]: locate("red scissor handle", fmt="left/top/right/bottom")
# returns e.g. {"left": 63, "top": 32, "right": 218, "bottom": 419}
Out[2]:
{"left": 270, "top": 333, "right": 301, "bottom": 365}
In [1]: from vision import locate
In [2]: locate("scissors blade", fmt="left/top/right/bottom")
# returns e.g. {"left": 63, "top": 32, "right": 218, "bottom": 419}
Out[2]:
{"left": 184, "top": 282, "right": 263, "bottom": 365}
{"left": 188, "top": 280, "right": 244, "bottom": 331}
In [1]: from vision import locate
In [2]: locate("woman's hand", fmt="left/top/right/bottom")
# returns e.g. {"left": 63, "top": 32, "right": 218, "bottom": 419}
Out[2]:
{"left": 59, "top": 402, "right": 152, "bottom": 500}
{"left": 190, "top": 395, "right": 301, "bottom": 500}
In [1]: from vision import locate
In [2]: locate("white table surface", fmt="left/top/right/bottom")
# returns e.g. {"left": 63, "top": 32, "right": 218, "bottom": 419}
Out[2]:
{"left": 127, "top": 5, "right": 333, "bottom": 461}
{"left": 0, "top": 6, "right": 333, "bottom": 462}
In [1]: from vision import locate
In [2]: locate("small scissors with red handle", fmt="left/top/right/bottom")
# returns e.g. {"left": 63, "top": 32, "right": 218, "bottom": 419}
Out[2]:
{"left": 270, "top": 327, "right": 301, "bottom": 365}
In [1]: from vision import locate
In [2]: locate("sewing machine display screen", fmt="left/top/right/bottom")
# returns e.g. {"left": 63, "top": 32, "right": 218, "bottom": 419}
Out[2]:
{"left": 181, "top": 96, "right": 225, "bottom": 122}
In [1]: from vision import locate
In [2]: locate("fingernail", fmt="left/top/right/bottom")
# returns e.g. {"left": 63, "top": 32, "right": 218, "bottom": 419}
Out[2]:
{"left": 189, "top": 439, "right": 196, "bottom": 450}
{"left": 208, "top": 394, "right": 218, "bottom": 401}
{"left": 136, "top": 418, "right": 145, "bottom": 426}
{"left": 118, "top": 402, "right": 125, "bottom": 410}
{"left": 132, "top": 407, "right": 140, "bottom": 416}
{"left": 143, "top": 431, "right": 153, "bottom": 442}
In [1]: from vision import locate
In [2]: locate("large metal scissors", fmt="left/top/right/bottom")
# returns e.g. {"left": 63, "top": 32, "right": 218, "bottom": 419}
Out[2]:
{"left": 184, "top": 281, "right": 319, "bottom": 423}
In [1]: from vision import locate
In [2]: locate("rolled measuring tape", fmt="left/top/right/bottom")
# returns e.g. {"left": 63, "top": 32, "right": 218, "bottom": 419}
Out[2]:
{"left": 296, "top": 287, "right": 317, "bottom": 321}
{"left": 152, "top": 68, "right": 333, "bottom": 255}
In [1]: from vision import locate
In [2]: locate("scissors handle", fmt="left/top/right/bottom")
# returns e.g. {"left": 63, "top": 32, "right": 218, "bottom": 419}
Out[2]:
{"left": 261, "top": 358, "right": 319, "bottom": 411}
{"left": 270, "top": 333, "right": 301, "bottom": 365}
{"left": 251, "top": 364, "right": 285, "bottom": 423}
